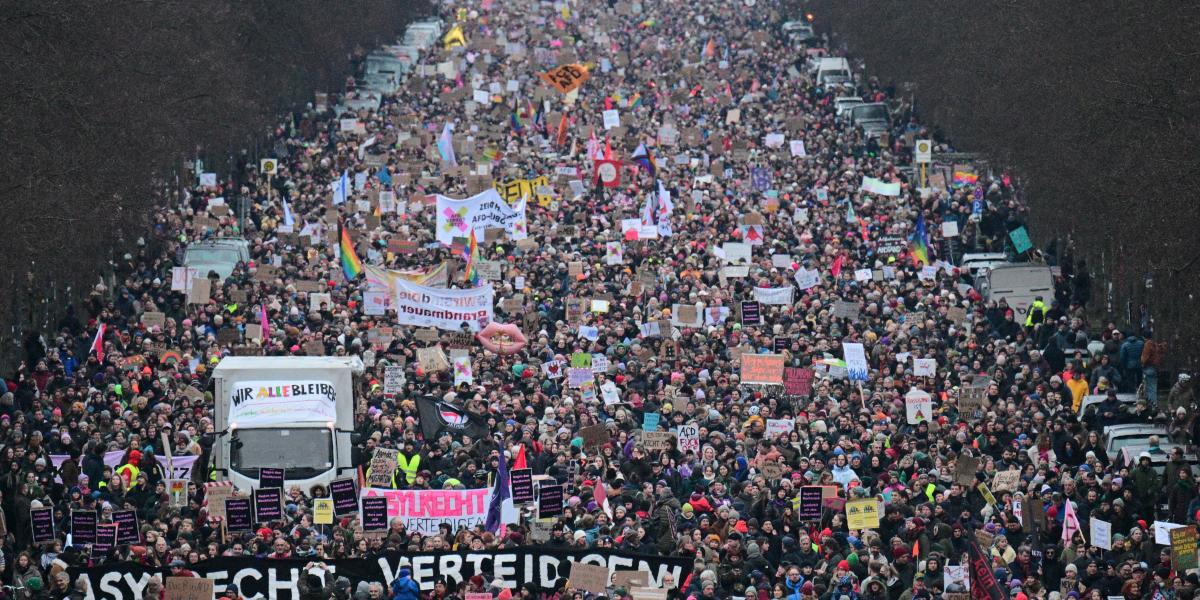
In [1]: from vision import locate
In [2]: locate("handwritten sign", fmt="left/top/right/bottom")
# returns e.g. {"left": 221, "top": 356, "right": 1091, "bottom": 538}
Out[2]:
{"left": 741, "top": 353, "right": 785, "bottom": 384}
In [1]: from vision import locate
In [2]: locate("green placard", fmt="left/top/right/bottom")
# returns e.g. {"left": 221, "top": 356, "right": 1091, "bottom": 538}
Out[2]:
{"left": 1008, "top": 226, "right": 1032, "bottom": 254}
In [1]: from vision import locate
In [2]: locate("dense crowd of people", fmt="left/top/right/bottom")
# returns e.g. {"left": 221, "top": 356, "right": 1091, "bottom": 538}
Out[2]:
{"left": 2, "top": 0, "right": 1198, "bottom": 599}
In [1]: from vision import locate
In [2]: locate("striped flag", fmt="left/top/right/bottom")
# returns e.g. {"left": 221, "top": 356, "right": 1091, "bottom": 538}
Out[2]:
{"left": 90, "top": 323, "right": 106, "bottom": 363}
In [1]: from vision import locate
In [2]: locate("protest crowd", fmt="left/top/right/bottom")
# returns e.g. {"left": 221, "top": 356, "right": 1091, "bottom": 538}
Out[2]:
{"left": 3, "top": 0, "right": 1199, "bottom": 599}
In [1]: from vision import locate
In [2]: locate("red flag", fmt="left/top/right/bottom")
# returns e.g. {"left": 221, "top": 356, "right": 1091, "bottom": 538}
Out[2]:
{"left": 513, "top": 444, "right": 527, "bottom": 470}
{"left": 556, "top": 114, "right": 570, "bottom": 147}
{"left": 593, "top": 478, "right": 613, "bottom": 517}
{"left": 603, "top": 136, "right": 613, "bottom": 160}
{"left": 831, "top": 255, "right": 845, "bottom": 279}
{"left": 90, "top": 323, "right": 106, "bottom": 363}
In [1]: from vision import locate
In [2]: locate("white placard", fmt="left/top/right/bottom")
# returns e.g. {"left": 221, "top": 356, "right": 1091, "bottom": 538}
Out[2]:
{"left": 1091, "top": 518, "right": 1112, "bottom": 550}
{"left": 602, "top": 109, "right": 620, "bottom": 130}
{"left": 942, "top": 221, "right": 960, "bottom": 238}
{"left": 913, "top": 358, "right": 936, "bottom": 377}
{"left": 789, "top": 140, "right": 807, "bottom": 157}
{"left": 905, "top": 388, "right": 933, "bottom": 424}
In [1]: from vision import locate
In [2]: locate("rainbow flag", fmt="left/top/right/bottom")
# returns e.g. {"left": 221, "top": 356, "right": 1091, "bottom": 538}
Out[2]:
{"left": 339, "top": 221, "right": 363, "bottom": 280}
{"left": 510, "top": 110, "right": 524, "bottom": 134}
{"left": 952, "top": 170, "right": 978, "bottom": 187}
{"left": 910, "top": 214, "right": 930, "bottom": 266}
{"left": 463, "top": 229, "right": 480, "bottom": 285}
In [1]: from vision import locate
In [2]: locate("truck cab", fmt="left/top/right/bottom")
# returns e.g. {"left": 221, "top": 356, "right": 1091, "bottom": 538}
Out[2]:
{"left": 212, "top": 356, "right": 361, "bottom": 493}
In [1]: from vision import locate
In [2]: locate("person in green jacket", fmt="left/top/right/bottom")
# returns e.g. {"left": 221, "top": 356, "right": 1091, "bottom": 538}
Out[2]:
{"left": 1025, "top": 296, "right": 1048, "bottom": 329}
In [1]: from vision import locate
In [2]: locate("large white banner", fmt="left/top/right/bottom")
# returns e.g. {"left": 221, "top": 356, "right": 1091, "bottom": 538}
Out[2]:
{"left": 843, "top": 342, "right": 869, "bottom": 381}
{"left": 360, "top": 487, "right": 491, "bottom": 535}
{"left": 753, "top": 286, "right": 795, "bottom": 305}
{"left": 228, "top": 380, "right": 339, "bottom": 427}
{"left": 392, "top": 278, "right": 494, "bottom": 331}
{"left": 435, "top": 189, "right": 528, "bottom": 246}
{"left": 50, "top": 452, "right": 198, "bottom": 483}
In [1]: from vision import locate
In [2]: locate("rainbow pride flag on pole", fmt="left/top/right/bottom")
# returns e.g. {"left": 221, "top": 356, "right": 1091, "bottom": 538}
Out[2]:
{"left": 339, "top": 220, "right": 363, "bottom": 281}
{"left": 463, "top": 229, "right": 480, "bottom": 286}
{"left": 910, "top": 213, "right": 930, "bottom": 266}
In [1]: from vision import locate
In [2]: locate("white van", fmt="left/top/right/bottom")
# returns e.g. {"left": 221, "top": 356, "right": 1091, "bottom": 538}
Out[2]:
{"left": 975, "top": 263, "right": 1054, "bottom": 319}
{"left": 815, "top": 57, "right": 853, "bottom": 87}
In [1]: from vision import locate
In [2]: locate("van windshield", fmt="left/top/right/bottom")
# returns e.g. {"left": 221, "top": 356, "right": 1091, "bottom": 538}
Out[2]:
{"left": 185, "top": 247, "right": 242, "bottom": 266}
{"left": 852, "top": 104, "right": 888, "bottom": 121}
{"left": 230, "top": 428, "right": 333, "bottom": 480}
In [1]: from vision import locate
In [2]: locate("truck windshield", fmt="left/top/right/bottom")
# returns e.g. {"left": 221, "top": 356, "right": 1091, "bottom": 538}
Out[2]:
{"left": 230, "top": 428, "right": 333, "bottom": 480}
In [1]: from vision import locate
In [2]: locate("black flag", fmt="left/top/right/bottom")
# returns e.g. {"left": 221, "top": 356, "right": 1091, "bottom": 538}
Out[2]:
{"left": 415, "top": 396, "right": 490, "bottom": 441}
{"left": 968, "top": 539, "right": 1005, "bottom": 600}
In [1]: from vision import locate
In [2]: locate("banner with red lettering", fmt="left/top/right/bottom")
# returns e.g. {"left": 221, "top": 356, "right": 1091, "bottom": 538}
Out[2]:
{"left": 360, "top": 487, "right": 492, "bottom": 535}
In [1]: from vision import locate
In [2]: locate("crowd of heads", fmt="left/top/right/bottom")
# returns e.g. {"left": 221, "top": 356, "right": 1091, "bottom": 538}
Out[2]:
{"left": 2, "top": 0, "right": 1198, "bottom": 599}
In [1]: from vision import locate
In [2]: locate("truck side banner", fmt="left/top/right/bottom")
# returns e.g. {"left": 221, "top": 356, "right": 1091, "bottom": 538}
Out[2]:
{"left": 70, "top": 549, "right": 692, "bottom": 600}
{"left": 228, "top": 380, "right": 339, "bottom": 427}
{"left": 391, "top": 278, "right": 494, "bottom": 332}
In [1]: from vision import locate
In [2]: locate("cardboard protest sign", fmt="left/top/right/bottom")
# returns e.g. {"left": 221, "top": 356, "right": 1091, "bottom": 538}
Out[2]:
{"left": 991, "top": 470, "right": 1020, "bottom": 493}
{"left": 954, "top": 456, "right": 980, "bottom": 486}
{"left": 741, "top": 354, "right": 785, "bottom": 384}
{"left": 1171, "top": 526, "right": 1198, "bottom": 571}
{"left": 540, "top": 64, "right": 590, "bottom": 93}
{"left": 846, "top": 499, "right": 880, "bottom": 529}
{"left": 578, "top": 424, "right": 611, "bottom": 448}
{"left": 166, "top": 576, "right": 214, "bottom": 600}
{"left": 570, "top": 562, "right": 609, "bottom": 594}
{"left": 367, "top": 449, "right": 399, "bottom": 487}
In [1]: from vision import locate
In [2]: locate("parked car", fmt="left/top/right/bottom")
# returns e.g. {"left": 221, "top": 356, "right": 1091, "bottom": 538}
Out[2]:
{"left": 1116, "top": 444, "right": 1199, "bottom": 476}
{"left": 1077, "top": 393, "right": 1137, "bottom": 418}
{"left": 1103, "top": 423, "right": 1167, "bottom": 456}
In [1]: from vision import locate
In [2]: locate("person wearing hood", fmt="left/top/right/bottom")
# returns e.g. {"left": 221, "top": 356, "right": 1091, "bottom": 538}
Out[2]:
{"left": 390, "top": 567, "right": 420, "bottom": 600}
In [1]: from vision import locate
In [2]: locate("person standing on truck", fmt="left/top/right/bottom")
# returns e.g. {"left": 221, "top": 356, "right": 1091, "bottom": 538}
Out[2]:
{"left": 1024, "top": 296, "right": 1048, "bottom": 330}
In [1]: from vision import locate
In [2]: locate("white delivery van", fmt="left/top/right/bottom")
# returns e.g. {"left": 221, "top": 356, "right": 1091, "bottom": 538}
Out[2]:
{"left": 816, "top": 57, "right": 853, "bottom": 87}
{"left": 212, "top": 357, "right": 361, "bottom": 492}
{"left": 975, "top": 263, "right": 1054, "bottom": 320}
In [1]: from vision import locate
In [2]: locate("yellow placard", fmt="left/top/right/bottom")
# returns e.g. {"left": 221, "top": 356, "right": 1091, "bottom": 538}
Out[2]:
{"left": 494, "top": 176, "right": 553, "bottom": 207}
{"left": 314, "top": 498, "right": 334, "bottom": 525}
{"left": 845, "top": 498, "right": 880, "bottom": 529}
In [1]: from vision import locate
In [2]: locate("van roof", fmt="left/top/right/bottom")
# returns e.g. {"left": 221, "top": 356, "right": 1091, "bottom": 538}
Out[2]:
{"left": 213, "top": 356, "right": 361, "bottom": 373}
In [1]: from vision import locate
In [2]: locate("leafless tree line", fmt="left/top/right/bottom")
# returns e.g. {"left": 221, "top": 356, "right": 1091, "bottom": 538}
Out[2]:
{"left": 803, "top": 0, "right": 1200, "bottom": 368}
{"left": 0, "top": 0, "right": 429, "bottom": 366}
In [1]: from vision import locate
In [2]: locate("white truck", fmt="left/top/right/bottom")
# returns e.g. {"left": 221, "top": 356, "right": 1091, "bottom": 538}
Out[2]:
{"left": 212, "top": 357, "right": 361, "bottom": 492}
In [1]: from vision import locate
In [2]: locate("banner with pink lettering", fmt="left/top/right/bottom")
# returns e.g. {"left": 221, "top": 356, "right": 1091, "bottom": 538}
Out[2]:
{"left": 360, "top": 487, "right": 491, "bottom": 535}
